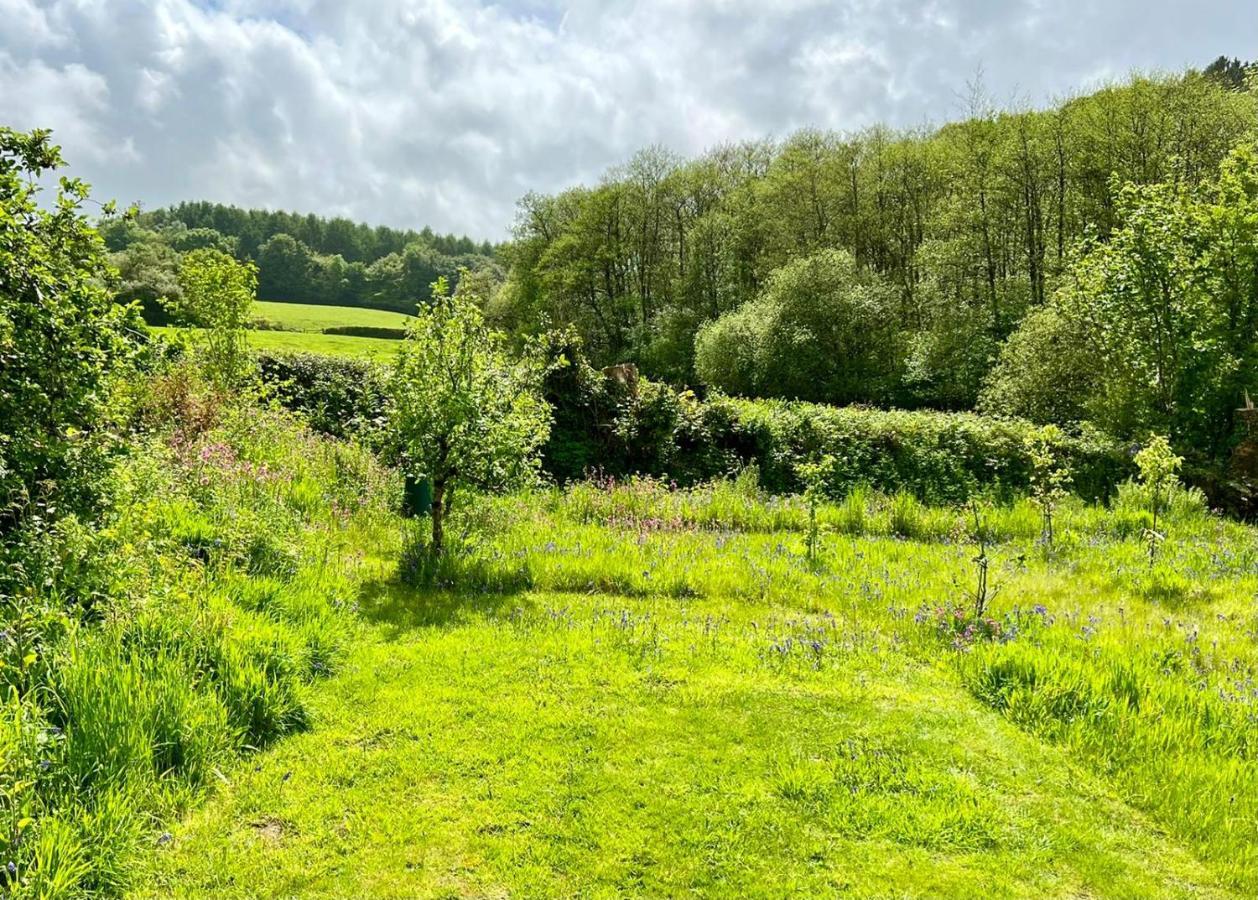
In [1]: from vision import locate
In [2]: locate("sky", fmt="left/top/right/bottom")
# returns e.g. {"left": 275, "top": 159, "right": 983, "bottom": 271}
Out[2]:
{"left": 2, "top": 1, "right": 1254, "bottom": 240}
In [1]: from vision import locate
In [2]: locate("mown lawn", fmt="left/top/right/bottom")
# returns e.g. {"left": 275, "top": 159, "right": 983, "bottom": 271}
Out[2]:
{"left": 134, "top": 481, "right": 1257, "bottom": 898}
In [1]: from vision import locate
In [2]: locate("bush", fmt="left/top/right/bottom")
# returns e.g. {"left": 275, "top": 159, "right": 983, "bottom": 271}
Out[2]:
{"left": 544, "top": 343, "right": 1128, "bottom": 502}
{"left": 526, "top": 337, "right": 1129, "bottom": 501}
{"left": 0, "top": 379, "right": 395, "bottom": 895}
{"left": 721, "top": 398, "right": 1129, "bottom": 503}
{"left": 695, "top": 249, "right": 902, "bottom": 406}
{"left": 0, "top": 128, "right": 137, "bottom": 545}
{"left": 255, "top": 338, "right": 1131, "bottom": 503}
{"left": 257, "top": 351, "right": 388, "bottom": 440}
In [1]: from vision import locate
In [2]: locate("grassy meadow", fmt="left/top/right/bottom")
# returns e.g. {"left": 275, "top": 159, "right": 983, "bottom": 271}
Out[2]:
{"left": 245, "top": 329, "right": 401, "bottom": 361}
{"left": 152, "top": 301, "right": 415, "bottom": 362}
{"left": 129, "top": 470, "right": 1258, "bottom": 898}
{"left": 150, "top": 325, "right": 402, "bottom": 361}
{"left": 251, "top": 301, "right": 413, "bottom": 333}
{"left": 10, "top": 57, "right": 1258, "bottom": 900}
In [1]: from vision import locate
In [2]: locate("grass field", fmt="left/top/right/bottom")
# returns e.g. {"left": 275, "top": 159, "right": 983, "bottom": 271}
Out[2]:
{"left": 134, "top": 476, "right": 1258, "bottom": 898}
{"left": 150, "top": 326, "right": 402, "bottom": 361}
{"left": 251, "top": 301, "right": 413, "bottom": 333}
{"left": 152, "top": 301, "right": 412, "bottom": 360}
{"left": 246, "top": 328, "right": 401, "bottom": 361}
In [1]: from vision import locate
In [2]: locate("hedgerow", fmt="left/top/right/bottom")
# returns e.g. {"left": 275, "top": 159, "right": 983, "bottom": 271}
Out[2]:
{"left": 719, "top": 397, "right": 1128, "bottom": 503}
{"left": 535, "top": 343, "right": 1128, "bottom": 501}
{"left": 256, "top": 351, "right": 389, "bottom": 441}
{"left": 255, "top": 343, "right": 1130, "bottom": 502}
{"left": 320, "top": 325, "right": 408, "bottom": 340}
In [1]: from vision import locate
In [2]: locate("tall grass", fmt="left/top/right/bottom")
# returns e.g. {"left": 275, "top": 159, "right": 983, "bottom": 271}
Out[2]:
{"left": 0, "top": 365, "right": 396, "bottom": 895}
{"left": 415, "top": 471, "right": 1258, "bottom": 892}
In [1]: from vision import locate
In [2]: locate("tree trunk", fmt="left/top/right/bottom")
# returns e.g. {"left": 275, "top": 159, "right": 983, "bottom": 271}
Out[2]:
{"left": 430, "top": 479, "right": 446, "bottom": 556}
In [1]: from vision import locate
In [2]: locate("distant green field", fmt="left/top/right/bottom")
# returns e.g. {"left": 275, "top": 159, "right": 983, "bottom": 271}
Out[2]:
{"left": 251, "top": 300, "right": 413, "bottom": 332}
{"left": 151, "top": 326, "right": 401, "bottom": 362}
{"left": 247, "top": 328, "right": 401, "bottom": 361}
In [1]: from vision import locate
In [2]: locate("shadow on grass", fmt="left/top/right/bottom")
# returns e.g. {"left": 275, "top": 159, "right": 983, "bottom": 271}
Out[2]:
{"left": 356, "top": 551, "right": 535, "bottom": 638}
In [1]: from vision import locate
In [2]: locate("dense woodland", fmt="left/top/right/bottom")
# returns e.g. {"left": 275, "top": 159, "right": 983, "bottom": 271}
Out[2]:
{"left": 490, "top": 65, "right": 1258, "bottom": 476}
{"left": 99, "top": 61, "right": 1258, "bottom": 486}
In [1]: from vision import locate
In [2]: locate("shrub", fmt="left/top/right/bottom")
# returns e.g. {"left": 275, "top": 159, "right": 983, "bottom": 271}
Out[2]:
{"left": 257, "top": 351, "right": 389, "bottom": 440}
{"left": 256, "top": 336, "right": 1131, "bottom": 503}
{"left": 694, "top": 249, "right": 902, "bottom": 405}
{"left": 720, "top": 398, "right": 1128, "bottom": 503}
{"left": 0, "top": 128, "right": 137, "bottom": 546}
{"left": 0, "top": 387, "right": 393, "bottom": 895}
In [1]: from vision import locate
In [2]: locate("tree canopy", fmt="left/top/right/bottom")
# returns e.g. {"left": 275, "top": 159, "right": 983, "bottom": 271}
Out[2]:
{"left": 102, "top": 202, "right": 500, "bottom": 316}
{"left": 984, "top": 143, "right": 1258, "bottom": 464}
{"left": 388, "top": 275, "right": 552, "bottom": 554}
{"left": 497, "top": 71, "right": 1256, "bottom": 411}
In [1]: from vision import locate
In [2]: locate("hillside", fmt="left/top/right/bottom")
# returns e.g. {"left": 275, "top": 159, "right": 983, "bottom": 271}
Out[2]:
{"left": 251, "top": 301, "right": 413, "bottom": 333}
{"left": 107, "top": 203, "right": 499, "bottom": 316}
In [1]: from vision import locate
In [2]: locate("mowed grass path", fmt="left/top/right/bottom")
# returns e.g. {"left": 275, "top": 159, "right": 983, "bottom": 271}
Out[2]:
{"left": 134, "top": 518, "right": 1239, "bottom": 897}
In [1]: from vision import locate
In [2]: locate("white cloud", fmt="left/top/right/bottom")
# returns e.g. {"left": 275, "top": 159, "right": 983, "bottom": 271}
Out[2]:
{"left": 0, "top": 54, "right": 113, "bottom": 160}
{"left": 2, "top": 0, "right": 1252, "bottom": 238}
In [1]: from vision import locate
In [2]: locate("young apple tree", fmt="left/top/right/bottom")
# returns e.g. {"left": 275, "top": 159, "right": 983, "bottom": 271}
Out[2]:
{"left": 389, "top": 274, "right": 552, "bottom": 555}
{"left": 171, "top": 248, "right": 257, "bottom": 387}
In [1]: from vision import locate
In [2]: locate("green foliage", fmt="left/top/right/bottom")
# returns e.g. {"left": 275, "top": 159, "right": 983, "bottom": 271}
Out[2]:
{"left": 320, "top": 325, "right": 407, "bottom": 340}
{"left": 0, "top": 127, "right": 137, "bottom": 547}
{"left": 1025, "top": 424, "right": 1072, "bottom": 546}
{"left": 0, "top": 377, "right": 395, "bottom": 895}
{"left": 691, "top": 300, "right": 761, "bottom": 396}
{"left": 506, "top": 72, "right": 1256, "bottom": 408}
{"left": 1135, "top": 435, "right": 1184, "bottom": 504}
{"left": 138, "top": 200, "right": 493, "bottom": 264}
{"left": 726, "top": 397, "right": 1125, "bottom": 504}
{"left": 106, "top": 201, "right": 499, "bottom": 317}
{"left": 171, "top": 249, "right": 258, "bottom": 387}
{"left": 112, "top": 236, "right": 184, "bottom": 325}
{"left": 977, "top": 305, "right": 1098, "bottom": 424}
{"left": 1203, "top": 54, "right": 1256, "bottom": 91}
{"left": 795, "top": 455, "right": 833, "bottom": 565}
{"left": 257, "top": 351, "right": 388, "bottom": 440}
{"left": 696, "top": 249, "right": 901, "bottom": 404}
{"left": 166, "top": 226, "right": 238, "bottom": 256}
{"left": 253, "top": 333, "right": 1129, "bottom": 504}
{"left": 987, "top": 143, "right": 1258, "bottom": 468}
{"left": 1135, "top": 434, "right": 1184, "bottom": 565}
{"left": 389, "top": 275, "right": 552, "bottom": 554}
